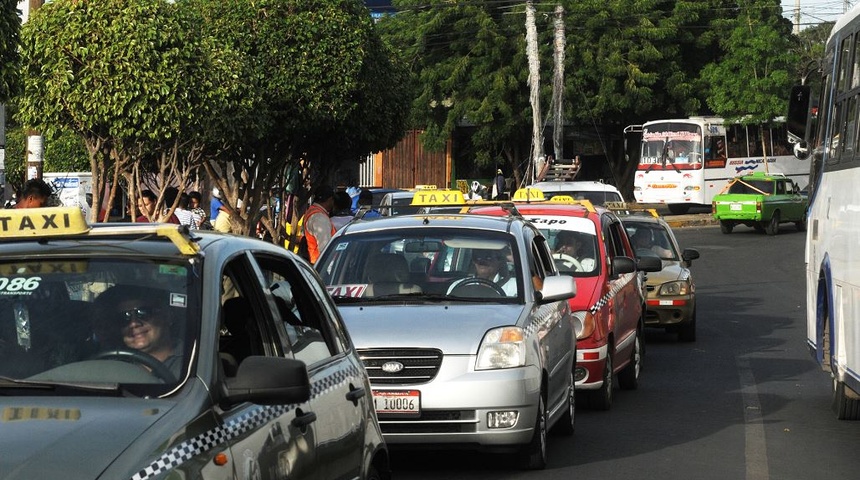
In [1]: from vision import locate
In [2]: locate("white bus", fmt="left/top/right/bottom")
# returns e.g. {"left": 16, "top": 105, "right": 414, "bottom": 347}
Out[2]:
{"left": 788, "top": 4, "right": 860, "bottom": 419}
{"left": 627, "top": 117, "right": 808, "bottom": 214}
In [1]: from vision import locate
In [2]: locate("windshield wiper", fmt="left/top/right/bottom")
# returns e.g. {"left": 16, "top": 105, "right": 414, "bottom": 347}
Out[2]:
{"left": 0, "top": 376, "right": 124, "bottom": 396}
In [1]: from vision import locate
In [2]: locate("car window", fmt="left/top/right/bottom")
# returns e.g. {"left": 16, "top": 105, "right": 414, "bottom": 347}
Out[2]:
{"left": 535, "top": 216, "right": 600, "bottom": 276}
{"left": 603, "top": 216, "right": 633, "bottom": 272}
{"left": 251, "top": 253, "right": 341, "bottom": 366}
{"left": 626, "top": 223, "right": 678, "bottom": 261}
{"left": 0, "top": 257, "right": 197, "bottom": 395}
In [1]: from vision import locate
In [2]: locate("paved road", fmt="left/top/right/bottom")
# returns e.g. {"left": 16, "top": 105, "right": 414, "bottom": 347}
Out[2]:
{"left": 390, "top": 224, "right": 860, "bottom": 479}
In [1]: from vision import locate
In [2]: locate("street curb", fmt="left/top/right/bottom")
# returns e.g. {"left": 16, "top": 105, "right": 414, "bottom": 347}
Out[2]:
{"left": 664, "top": 216, "right": 719, "bottom": 228}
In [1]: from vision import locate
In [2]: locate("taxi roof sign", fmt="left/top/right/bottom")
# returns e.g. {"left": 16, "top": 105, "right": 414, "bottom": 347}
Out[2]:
{"left": 0, "top": 207, "right": 90, "bottom": 239}
{"left": 413, "top": 184, "right": 438, "bottom": 190}
{"left": 410, "top": 189, "right": 467, "bottom": 206}
{"left": 511, "top": 188, "right": 546, "bottom": 202}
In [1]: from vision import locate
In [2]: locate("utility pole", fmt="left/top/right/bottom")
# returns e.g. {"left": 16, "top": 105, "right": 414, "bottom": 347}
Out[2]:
{"left": 525, "top": 1, "right": 542, "bottom": 184}
{"left": 551, "top": 5, "right": 565, "bottom": 164}
{"left": 0, "top": 105, "right": 6, "bottom": 203}
{"left": 793, "top": 0, "right": 800, "bottom": 35}
{"left": 25, "top": 0, "right": 44, "bottom": 181}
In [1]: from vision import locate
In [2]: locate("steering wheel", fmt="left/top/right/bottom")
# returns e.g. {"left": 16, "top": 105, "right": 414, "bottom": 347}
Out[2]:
{"left": 447, "top": 277, "right": 507, "bottom": 297}
{"left": 553, "top": 253, "right": 582, "bottom": 272}
{"left": 93, "top": 348, "right": 177, "bottom": 383}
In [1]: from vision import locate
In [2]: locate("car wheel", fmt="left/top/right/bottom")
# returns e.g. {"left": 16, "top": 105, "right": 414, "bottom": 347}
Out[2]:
{"left": 618, "top": 332, "right": 641, "bottom": 390}
{"left": 678, "top": 309, "right": 697, "bottom": 342}
{"left": 366, "top": 465, "right": 384, "bottom": 480}
{"left": 719, "top": 220, "right": 734, "bottom": 234}
{"left": 795, "top": 214, "right": 808, "bottom": 232}
{"left": 765, "top": 211, "right": 780, "bottom": 236}
{"left": 586, "top": 354, "right": 613, "bottom": 410}
{"left": 519, "top": 395, "right": 547, "bottom": 470}
{"left": 553, "top": 369, "right": 576, "bottom": 436}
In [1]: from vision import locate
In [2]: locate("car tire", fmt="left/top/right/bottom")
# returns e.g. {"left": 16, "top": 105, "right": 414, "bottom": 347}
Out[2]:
{"left": 678, "top": 309, "right": 697, "bottom": 342}
{"left": 796, "top": 214, "right": 808, "bottom": 232}
{"left": 519, "top": 395, "right": 548, "bottom": 470}
{"left": 765, "top": 211, "right": 780, "bottom": 236}
{"left": 586, "top": 354, "right": 613, "bottom": 410}
{"left": 553, "top": 369, "right": 576, "bottom": 436}
{"left": 366, "top": 465, "right": 384, "bottom": 480}
{"left": 618, "top": 332, "right": 641, "bottom": 390}
{"left": 719, "top": 220, "right": 734, "bottom": 234}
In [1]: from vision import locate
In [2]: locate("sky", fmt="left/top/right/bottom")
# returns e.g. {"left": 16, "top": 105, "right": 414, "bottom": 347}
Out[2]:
{"left": 782, "top": 0, "right": 855, "bottom": 29}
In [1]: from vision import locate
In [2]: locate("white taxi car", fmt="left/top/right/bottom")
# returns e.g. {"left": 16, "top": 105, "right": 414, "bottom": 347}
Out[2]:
{"left": 315, "top": 190, "right": 577, "bottom": 470}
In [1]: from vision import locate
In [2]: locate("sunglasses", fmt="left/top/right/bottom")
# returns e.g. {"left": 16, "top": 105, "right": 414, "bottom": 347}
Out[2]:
{"left": 473, "top": 254, "right": 500, "bottom": 262}
{"left": 118, "top": 306, "right": 157, "bottom": 323}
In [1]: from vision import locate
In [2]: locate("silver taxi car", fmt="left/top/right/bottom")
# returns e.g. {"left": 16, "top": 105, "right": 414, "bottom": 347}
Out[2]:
{"left": 0, "top": 207, "right": 389, "bottom": 479}
{"left": 315, "top": 195, "right": 577, "bottom": 470}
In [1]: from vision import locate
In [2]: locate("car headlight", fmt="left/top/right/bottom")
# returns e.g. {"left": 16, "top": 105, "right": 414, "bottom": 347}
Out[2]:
{"left": 658, "top": 280, "right": 689, "bottom": 296}
{"left": 570, "top": 311, "right": 595, "bottom": 340}
{"left": 476, "top": 327, "right": 526, "bottom": 370}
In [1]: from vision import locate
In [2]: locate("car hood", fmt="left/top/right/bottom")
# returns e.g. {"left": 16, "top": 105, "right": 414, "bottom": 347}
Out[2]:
{"left": 0, "top": 396, "right": 173, "bottom": 479}
{"left": 339, "top": 303, "right": 527, "bottom": 354}
{"left": 645, "top": 261, "right": 688, "bottom": 285}
{"left": 565, "top": 277, "right": 600, "bottom": 312}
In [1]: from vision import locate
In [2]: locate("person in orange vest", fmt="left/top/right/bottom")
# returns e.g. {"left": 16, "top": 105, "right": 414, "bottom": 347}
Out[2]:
{"left": 300, "top": 185, "right": 336, "bottom": 264}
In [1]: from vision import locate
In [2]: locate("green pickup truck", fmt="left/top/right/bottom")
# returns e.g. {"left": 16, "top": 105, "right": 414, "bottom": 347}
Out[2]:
{"left": 712, "top": 172, "right": 808, "bottom": 235}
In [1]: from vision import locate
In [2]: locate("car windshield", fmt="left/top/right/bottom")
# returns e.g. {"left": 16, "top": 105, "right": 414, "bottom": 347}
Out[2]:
{"left": 0, "top": 257, "right": 197, "bottom": 395}
{"left": 317, "top": 229, "right": 523, "bottom": 302}
{"left": 534, "top": 218, "right": 600, "bottom": 276}
{"left": 544, "top": 190, "right": 623, "bottom": 206}
{"left": 626, "top": 223, "right": 678, "bottom": 261}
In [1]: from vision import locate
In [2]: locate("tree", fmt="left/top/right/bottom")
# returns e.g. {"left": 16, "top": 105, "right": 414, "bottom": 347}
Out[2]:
{"left": 0, "top": 0, "right": 20, "bottom": 102}
{"left": 17, "top": 0, "right": 240, "bottom": 222}
{"left": 193, "top": 0, "right": 410, "bottom": 239}
{"left": 700, "top": 0, "right": 799, "bottom": 149}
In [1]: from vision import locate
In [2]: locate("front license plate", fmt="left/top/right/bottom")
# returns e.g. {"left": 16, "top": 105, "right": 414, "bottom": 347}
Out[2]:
{"left": 730, "top": 202, "right": 742, "bottom": 211}
{"left": 373, "top": 390, "right": 420, "bottom": 416}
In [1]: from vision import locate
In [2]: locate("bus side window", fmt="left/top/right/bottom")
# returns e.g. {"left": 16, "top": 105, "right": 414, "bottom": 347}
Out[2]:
{"left": 727, "top": 124, "right": 747, "bottom": 158}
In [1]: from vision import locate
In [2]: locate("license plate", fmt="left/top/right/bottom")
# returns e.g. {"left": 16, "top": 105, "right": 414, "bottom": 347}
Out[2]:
{"left": 372, "top": 390, "right": 420, "bottom": 416}
{"left": 730, "top": 203, "right": 742, "bottom": 211}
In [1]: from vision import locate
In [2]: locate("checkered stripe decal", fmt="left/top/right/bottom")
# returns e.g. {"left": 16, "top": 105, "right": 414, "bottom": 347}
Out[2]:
{"left": 523, "top": 304, "right": 555, "bottom": 338}
{"left": 130, "top": 364, "right": 361, "bottom": 480}
{"left": 588, "top": 272, "right": 636, "bottom": 313}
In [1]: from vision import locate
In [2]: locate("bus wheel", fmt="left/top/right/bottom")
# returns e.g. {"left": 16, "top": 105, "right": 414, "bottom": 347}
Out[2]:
{"left": 667, "top": 204, "right": 690, "bottom": 215}
{"left": 833, "top": 378, "right": 860, "bottom": 420}
{"left": 719, "top": 221, "right": 734, "bottom": 234}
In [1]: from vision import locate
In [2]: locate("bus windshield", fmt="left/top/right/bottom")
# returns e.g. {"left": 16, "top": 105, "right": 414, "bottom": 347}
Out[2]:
{"left": 639, "top": 123, "right": 703, "bottom": 170}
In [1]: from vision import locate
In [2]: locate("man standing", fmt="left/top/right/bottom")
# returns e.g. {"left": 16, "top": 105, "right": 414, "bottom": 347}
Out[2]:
{"left": 14, "top": 179, "right": 52, "bottom": 208}
{"left": 300, "top": 185, "right": 336, "bottom": 264}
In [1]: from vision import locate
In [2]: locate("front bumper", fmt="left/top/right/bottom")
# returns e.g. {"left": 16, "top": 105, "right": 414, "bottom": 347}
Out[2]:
{"left": 574, "top": 343, "right": 608, "bottom": 390}
{"left": 371, "top": 355, "right": 542, "bottom": 447}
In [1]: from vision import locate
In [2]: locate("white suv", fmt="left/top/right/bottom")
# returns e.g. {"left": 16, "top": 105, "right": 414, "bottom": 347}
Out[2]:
{"left": 528, "top": 180, "right": 624, "bottom": 206}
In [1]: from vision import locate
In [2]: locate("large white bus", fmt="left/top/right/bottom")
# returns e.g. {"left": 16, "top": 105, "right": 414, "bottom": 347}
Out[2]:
{"left": 788, "top": 4, "right": 860, "bottom": 419}
{"left": 626, "top": 117, "right": 808, "bottom": 214}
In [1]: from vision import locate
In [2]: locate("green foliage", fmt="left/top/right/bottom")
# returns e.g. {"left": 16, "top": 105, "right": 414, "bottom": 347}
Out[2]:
{"left": 700, "top": 0, "right": 799, "bottom": 124}
{"left": 0, "top": 0, "right": 20, "bottom": 102}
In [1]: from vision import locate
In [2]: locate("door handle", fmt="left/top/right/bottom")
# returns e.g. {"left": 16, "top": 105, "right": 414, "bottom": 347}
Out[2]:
{"left": 346, "top": 386, "right": 366, "bottom": 406}
{"left": 291, "top": 411, "right": 317, "bottom": 429}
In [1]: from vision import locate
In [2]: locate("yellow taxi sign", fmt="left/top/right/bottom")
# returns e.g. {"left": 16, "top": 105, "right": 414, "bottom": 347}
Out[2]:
{"left": 410, "top": 189, "right": 466, "bottom": 206}
{"left": 549, "top": 195, "right": 577, "bottom": 203}
{"left": 413, "top": 184, "right": 437, "bottom": 190}
{"left": 511, "top": 188, "right": 546, "bottom": 202}
{"left": 0, "top": 207, "right": 90, "bottom": 239}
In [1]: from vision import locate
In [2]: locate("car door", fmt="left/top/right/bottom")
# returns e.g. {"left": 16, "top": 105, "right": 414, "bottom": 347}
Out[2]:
{"left": 251, "top": 253, "right": 368, "bottom": 480}
{"left": 600, "top": 214, "right": 640, "bottom": 364}
{"left": 526, "top": 227, "right": 573, "bottom": 415}
{"left": 217, "top": 254, "right": 318, "bottom": 480}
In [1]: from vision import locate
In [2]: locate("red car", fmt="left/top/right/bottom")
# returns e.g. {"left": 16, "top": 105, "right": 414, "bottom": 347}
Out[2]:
{"left": 472, "top": 200, "right": 660, "bottom": 410}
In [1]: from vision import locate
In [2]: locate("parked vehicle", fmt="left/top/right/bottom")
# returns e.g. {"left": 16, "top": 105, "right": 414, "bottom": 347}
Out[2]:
{"left": 527, "top": 180, "right": 624, "bottom": 206}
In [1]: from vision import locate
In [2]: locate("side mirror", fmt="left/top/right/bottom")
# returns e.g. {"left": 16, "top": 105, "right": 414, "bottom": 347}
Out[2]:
{"left": 787, "top": 85, "right": 811, "bottom": 155}
{"left": 223, "top": 356, "right": 311, "bottom": 406}
{"left": 635, "top": 255, "right": 663, "bottom": 273}
{"left": 539, "top": 274, "right": 576, "bottom": 303}
{"left": 681, "top": 248, "right": 700, "bottom": 265}
{"left": 793, "top": 141, "right": 811, "bottom": 161}
{"left": 612, "top": 256, "right": 638, "bottom": 275}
